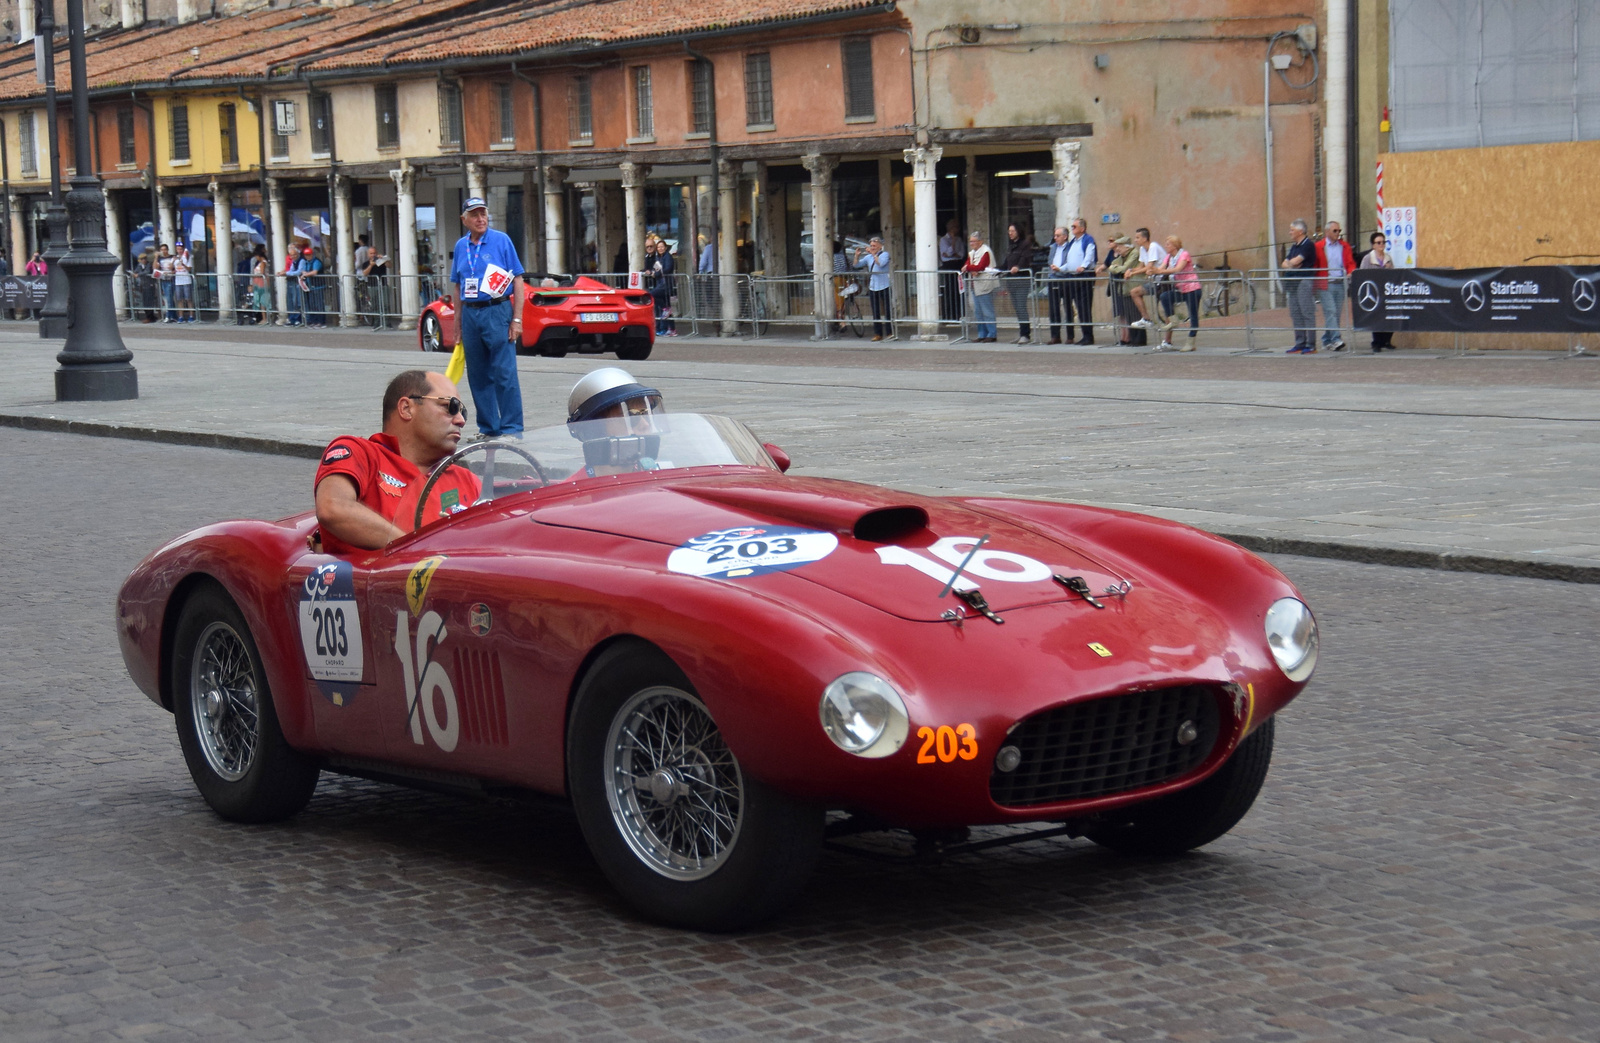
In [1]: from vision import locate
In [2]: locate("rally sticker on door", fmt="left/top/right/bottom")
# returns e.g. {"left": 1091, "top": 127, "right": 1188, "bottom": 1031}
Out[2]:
{"left": 667, "top": 526, "right": 838, "bottom": 580}
{"left": 299, "top": 561, "right": 365, "bottom": 703}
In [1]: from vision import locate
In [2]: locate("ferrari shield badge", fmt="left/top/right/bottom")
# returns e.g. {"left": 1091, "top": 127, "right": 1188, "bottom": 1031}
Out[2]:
{"left": 668, "top": 526, "right": 838, "bottom": 580}
{"left": 298, "top": 561, "right": 365, "bottom": 704}
{"left": 407, "top": 555, "right": 445, "bottom": 616}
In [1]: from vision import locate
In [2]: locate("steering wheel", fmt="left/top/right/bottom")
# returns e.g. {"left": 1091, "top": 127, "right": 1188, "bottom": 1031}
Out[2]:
{"left": 414, "top": 440, "right": 551, "bottom": 531}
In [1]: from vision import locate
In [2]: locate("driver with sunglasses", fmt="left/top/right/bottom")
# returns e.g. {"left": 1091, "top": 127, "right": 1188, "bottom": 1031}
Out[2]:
{"left": 312, "top": 370, "right": 482, "bottom": 554}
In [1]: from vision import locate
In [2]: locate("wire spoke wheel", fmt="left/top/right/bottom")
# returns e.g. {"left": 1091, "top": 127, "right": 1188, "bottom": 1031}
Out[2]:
{"left": 189, "top": 621, "right": 261, "bottom": 782}
{"left": 604, "top": 686, "right": 743, "bottom": 880}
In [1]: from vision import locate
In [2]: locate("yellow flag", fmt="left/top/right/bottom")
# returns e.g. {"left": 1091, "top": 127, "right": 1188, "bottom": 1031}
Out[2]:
{"left": 445, "top": 341, "right": 466, "bottom": 385}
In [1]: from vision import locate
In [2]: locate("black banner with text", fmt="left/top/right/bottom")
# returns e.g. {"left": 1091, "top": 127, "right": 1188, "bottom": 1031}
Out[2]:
{"left": 1350, "top": 266, "right": 1600, "bottom": 333}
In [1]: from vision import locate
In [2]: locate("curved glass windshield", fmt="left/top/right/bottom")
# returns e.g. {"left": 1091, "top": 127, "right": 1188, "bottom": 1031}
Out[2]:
{"left": 428, "top": 414, "right": 777, "bottom": 510}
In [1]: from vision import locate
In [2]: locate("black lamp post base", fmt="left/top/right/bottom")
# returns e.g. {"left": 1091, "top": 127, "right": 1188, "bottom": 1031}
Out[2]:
{"left": 40, "top": 314, "right": 69, "bottom": 339}
{"left": 56, "top": 361, "right": 138, "bottom": 401}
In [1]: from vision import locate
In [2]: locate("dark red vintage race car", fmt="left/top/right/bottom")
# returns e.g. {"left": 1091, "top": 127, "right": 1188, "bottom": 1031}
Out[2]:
{"left": 117, "top": 414, "right": 1317, "bottom": 930}
{"left": 419, "top": 274, "right": 654, "bottom": 360}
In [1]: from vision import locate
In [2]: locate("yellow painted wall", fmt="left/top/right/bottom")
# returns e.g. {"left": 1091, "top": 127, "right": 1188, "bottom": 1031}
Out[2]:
{"left": 1380, "top": 140, "right": 1600, "bottom": 268}
{"left": 154, "top": 94, "right": 261, "bottom": 177}
{"left": 2, "top": 106, "right": 48, "bottom": 186}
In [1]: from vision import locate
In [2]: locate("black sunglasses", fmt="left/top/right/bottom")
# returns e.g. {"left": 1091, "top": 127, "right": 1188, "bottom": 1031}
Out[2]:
{"left": 408, "top": 394, "right": 467, "bottom": 418}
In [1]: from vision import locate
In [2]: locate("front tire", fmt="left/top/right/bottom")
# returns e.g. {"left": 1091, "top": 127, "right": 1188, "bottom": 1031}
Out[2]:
{"left": 1085, "top": 718, "right": 1274, "bottom": 856}
{"left": 170, "top": 583, "right": 319, "bottom": 823}
{"left": 567, "top": 642, "right": 822, "bottom": 930}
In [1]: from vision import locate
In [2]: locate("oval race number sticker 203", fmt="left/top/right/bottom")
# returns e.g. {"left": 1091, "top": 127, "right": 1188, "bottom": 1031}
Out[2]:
{"left": 299, "top": 560, "right": 365, "bottom": 704}
{"left": 667, "top": 526, "right": 838, "bottom": 580}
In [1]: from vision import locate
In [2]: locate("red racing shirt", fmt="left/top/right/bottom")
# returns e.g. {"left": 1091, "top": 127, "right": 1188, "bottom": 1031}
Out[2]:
{"left": 314, "top": 433, "right": 481, "bottom": 555}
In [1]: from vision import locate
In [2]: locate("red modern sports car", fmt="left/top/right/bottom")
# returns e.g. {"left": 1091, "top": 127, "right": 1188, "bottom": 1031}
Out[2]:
{"left": 117, "top": 413, "right": 1318, "bottom": 930}
{"left": 419, "top": 274, "right": 654, "bottom": 360}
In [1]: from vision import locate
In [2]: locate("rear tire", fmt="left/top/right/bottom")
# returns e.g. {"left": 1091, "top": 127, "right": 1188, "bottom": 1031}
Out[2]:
{"left": 421, "top": 312, "right": 446, "bottom": 352}
{"left": 615, "top": 339, "right": 652, "bottom": 361}
{"left": 1085, "top": 718, "right": 1274, "bottom": 856}
{"left": 170, "top": 583, "right": 319, "bottom": 823}
{"left": 567, "top": 642, "right": 822, "bottom": 930}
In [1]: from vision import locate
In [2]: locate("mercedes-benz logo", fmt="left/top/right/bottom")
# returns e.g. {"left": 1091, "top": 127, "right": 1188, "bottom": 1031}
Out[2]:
{"left": 1355, "top": 280, "right": 1381, "bottom": 312}
{"left": 1461, "top": 281, "right": 1486, "bottom": 312}
{"left": 1574, "top": 279, "right": 1597, "bottom": 313}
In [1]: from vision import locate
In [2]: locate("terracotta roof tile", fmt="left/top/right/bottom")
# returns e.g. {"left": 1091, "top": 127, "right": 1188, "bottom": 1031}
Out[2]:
{"left": 307, "top": 0, "right": 894, "bottom": 71}
{"left": 0, "top": 0, "right": 494, "bottom": 102}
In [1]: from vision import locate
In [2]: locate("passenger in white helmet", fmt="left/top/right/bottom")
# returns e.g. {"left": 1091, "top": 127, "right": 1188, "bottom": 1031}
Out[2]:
{"left": 566, "top": 368, "right": 667, "bottom": 476}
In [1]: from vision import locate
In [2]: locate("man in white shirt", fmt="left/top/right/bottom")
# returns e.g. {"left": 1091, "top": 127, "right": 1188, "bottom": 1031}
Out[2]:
{"left": 1050, "top": 218, "right": 1098, "bottom": 344}
{"left": 1127, "top": 227, "right": 1169, "bottom": 329}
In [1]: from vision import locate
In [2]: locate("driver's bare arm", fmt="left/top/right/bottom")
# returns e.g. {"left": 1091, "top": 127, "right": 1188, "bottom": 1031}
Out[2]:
{"left": 315, "top": 474, "right": 405, "bottom": 550}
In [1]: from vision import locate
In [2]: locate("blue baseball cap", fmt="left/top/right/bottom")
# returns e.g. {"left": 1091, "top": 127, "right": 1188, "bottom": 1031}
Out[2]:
{"left": 461, "top": 197, "right": 488, "bottom": 215}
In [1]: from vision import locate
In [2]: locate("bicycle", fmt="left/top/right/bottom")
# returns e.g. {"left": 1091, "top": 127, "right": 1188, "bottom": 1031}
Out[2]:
{"left": 1203, "top": 264, "right": 1256, "bottom": 318}
{"left": 837, "top": 279, "right": 866, "bottom": 338}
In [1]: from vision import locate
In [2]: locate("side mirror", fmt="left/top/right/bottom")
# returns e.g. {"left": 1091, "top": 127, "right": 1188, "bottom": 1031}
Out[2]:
{"left": 763, "top": 443, "right": 791, "bottom": 473}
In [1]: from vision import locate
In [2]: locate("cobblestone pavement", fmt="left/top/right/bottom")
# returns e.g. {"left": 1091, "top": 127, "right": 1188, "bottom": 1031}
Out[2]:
{"left": 2, "top": 330, "right": 1597, "bottom": 573}
{"left": 2, "top": 429, "right": 1598, "bottom": 1042}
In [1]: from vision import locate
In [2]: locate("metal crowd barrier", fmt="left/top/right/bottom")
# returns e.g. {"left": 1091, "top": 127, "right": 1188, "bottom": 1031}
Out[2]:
{"left": 1239, "top": 269, "right": 1357, "bottom": 353}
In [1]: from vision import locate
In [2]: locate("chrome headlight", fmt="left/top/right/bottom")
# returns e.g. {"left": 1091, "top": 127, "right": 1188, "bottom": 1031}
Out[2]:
{"left": 819, "top": 672, "right": 909, "bottom": 758}
{"left": 1264, "top": 597, "right": 1318, "bottom": 682}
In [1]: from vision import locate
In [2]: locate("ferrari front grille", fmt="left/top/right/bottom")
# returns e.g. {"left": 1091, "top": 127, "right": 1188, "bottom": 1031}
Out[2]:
{"left": 989, "top": 685, "right": 1221, "bottom": 807}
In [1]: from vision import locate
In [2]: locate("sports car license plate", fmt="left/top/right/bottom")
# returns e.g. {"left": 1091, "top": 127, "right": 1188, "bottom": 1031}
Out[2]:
{"left": 579, "top": 312, "right": 619, "bottom": 323}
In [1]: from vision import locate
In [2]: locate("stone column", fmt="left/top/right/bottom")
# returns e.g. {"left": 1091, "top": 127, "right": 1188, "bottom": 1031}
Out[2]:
{"left": 620, "top": 161, "right": 648, "bottom": 279}
{"left": 520, "top": 168, "right": 539, "bottom": 272}
{"left": 801, "top": 152, "right": 837, "bottom": 338}
{"left": 268, "top": 177, "right": 290, "bottom": 324}
{"left": 466, "top": 161, "right": 486, "bottom": 203}
{"left": 718, "top": 158, "right": 739, "bottom": 335}
{"left": 1051, "top": 138, "right": 1081, "bottom": 238}
{"left": 905, "top": 145, "right": 944, "bottom": 340}
{"left": 333, "top": 174, "right": 356, "bottom": 327}
{"left": 543, "top": 165, "right": 567, "bottom": 273}
{"left": 210, "top": 181, "right": 234, "bottom": 322}
{"left": 391, "top": 162, "right": 419, "bottom": 331}
{"left": 755, "top": 161, "right": 781, "bottom": 275}
{"left": 965, "top": 155, "right": 989, "bottom": 248}
{"left": 596, "top": 181, "right": 625, "bottom": 274}
{"left": 157, "top": 188, "right": 176, "bottom": 249}
{"left": 105, "top": 191, "right": 127, "bottom": 316}
{"left": 880, "top": 156, "right": 908, "bottom": 332}
{"left": 10, "top": 194, "right": 27, "bottom": 280}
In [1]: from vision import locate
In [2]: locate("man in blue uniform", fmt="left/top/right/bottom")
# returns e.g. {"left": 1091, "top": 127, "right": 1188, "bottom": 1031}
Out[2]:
{"left": 450, "top": 197, "right": 525, "bottom": 437}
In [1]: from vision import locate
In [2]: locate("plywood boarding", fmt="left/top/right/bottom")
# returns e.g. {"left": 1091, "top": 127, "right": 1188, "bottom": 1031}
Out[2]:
{"left": 1379, "top": 141, "right": 1600, "bottom": 351}
{"left": 1379, "top": 140, "right": 1600, "bottom": 268}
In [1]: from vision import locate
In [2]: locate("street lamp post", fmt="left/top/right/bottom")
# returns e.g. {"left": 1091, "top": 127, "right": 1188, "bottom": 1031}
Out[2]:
{"left": 54, "top": 0, "right": 137, "bottom": 401}
{"left": 36, "top": 0, "right": 70, "bottom": 339}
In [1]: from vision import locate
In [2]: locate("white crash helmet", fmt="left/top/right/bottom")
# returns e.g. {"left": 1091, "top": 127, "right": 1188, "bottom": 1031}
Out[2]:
{"left": 566, "top": 367, "right": 663, "bottom": 423}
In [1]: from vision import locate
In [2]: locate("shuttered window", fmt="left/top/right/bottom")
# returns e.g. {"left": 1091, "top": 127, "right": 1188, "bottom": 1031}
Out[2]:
{"left": 744, "top": 52, "right": 773, "bottom": 127}
{"left": 170, "top": 103, "right": 190, "bottom": 162}
{"left": 117, "top": 107, "right": 137, "bottom": 165}
{"left": 568, "top": 75, "right": 592, "bottom": 142}
{"left": 632, "top": 66, "right": 653, "bottom": 138}
{"left": 497, "top": 82, "right": 515, "bottom": 144}
{"left": 375, "top": 83, "right": 399, "bottom": 149}
{"left": 689, "top": 59, "right": 712, "bottom": 134}
{"left": 309, "top": 93, "right": 333, "bottom": 156}
{"left": 20, "top": 112, "right": 36, "bottom": 176}
{"left": 269, "top": 100, "right": 290, "bottom": 160}
{"left": 438, "top": 83, "right": 463, "bottom": 149}
{"left": 219, "top": 103, "right": 239, "bottom": 165}
{"left": 842, "top": 38, "right": 875, "bottom": 121}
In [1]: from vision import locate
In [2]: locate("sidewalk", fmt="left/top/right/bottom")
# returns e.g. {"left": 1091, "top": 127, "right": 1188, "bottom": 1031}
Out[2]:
{"left": 3, "top": 325, "right": 1597, "bottom": 582}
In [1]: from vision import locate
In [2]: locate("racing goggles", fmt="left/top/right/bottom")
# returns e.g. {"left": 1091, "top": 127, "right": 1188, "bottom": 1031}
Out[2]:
{"left": 408, "top": 394, "right": 469, "bottom": 420}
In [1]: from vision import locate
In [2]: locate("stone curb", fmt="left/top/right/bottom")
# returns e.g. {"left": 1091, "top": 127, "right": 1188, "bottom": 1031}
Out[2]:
{"left": 0, "top": 412, "right": 322, "bottom": 460}
{"left": 7, "top": 410, "right": 1596, "bottom": 585}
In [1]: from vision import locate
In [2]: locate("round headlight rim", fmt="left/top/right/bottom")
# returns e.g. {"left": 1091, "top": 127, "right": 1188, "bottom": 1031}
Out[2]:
{"left": 819, "top": 671, "right": 910, "bottom": 759}
{"left": 1264, "top": 596, "right": 1318, "bottom": 683}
